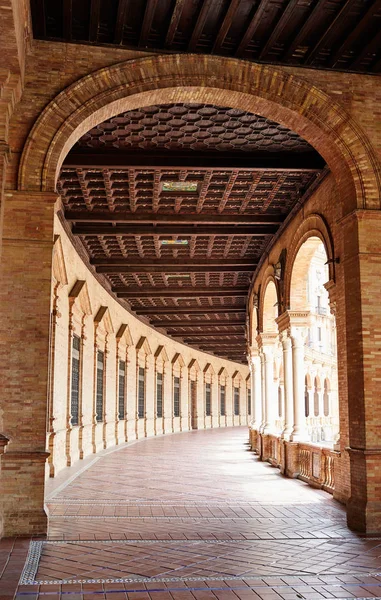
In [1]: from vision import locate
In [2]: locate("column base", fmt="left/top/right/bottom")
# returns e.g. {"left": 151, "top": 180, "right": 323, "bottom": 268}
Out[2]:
{"left": 1, "top": 450, "right": 49, "bottom": 536}
{"left": 2, "top": 508, "right": 48, "bottom": 537}
{"left": 346, "top": 447, "right": 381, "bottom": 533}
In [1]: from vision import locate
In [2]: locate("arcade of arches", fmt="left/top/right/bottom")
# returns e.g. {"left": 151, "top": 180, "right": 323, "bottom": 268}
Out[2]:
{"left": 1, "top": 0, "right": 381, "bottom": 558}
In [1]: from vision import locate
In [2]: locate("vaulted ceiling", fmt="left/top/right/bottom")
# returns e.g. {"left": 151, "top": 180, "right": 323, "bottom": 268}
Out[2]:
{"left": 60, "top": 103, "right": 326, "bottom": 363}
{"left": 31, "top": 0, "right": 381, "bottom": 74}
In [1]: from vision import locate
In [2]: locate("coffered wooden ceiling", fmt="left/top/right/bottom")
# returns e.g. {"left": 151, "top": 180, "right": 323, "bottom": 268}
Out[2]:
{"left": 31, "top": 0, "right": 381, "bottom": 74}
{"left": 60, "top": 103, "right": 326, "bottom": 363}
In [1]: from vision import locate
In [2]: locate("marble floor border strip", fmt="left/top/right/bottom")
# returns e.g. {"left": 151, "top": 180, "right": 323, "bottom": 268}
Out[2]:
{"left": 19, "top": 572, "right": 381, "bottom": 586}
{"left": 48, "top": 515, "right": 346, "bottom": 521}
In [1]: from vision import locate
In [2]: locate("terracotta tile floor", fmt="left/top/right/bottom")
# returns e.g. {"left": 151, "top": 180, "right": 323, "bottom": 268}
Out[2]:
{"left": 2, "top": 428, "right": 381, "bottom": 600}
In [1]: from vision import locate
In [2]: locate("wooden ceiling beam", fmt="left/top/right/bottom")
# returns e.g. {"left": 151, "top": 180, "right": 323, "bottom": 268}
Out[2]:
{"left": 115, "top": 287, "right": 249, "bottom": 298}
{"left": 188, "top": 0, "right": 214, "bottom": 51}
{"left": 114, "top": 0, "right": 129, "bottom": 44}
{"left": 63, "top": 151, "right": 324, "bottom": 170}
{"left": 151, "top": 319, "right": 246, "bottom": 327}
{"left": 329, "top": 0, "right": 381, "bottom": 68}
{"left": 139, "top": 0, "right": 158, "bottom": 47}
{"left": 73, "top": 224, "right": 277, "bottom": 236}
{"left": 304, "top": 0, "right": 357, "bottom": 65}
{"left": 259, "top": 0, "right": 299, "bottom": 60}
{"left": 89, "top": 0, "right": 101, "bottom": 41}
{"left": 72, "top": 224, "right": 278, "bottom": 236}
{"left": 171, "top": 332, "right": 244, "bottom": 338}
{"left": 350, "top": 28, "right": 381, "bottom": 70}
{"left": 63, "top": 0, "right": 73, "bottom": 41}
{"left": 282, "top": 0, "right": 329, "bottom": 61}
{"left": 67, "top": 211, "right": 283, "bottom": 224}
{"left": 235, "top": 0, "right": 268, "bottom": 58}
{"left": 212, "top": 0, "right": 241, "bottom": 53}
{"left": 30, "top": 0, "right": 47, "bottom": 37}
{"left": 97, "top": 264, "right": 255, "bottom": 273}
{"left": 135, "top": 306, "right": 246, "bottom": 315}
{"left": 165, "top": 0, "right": 186, "bottom": 47}
{"left": 93, "top": 257, "right": 256, "bottom": 267}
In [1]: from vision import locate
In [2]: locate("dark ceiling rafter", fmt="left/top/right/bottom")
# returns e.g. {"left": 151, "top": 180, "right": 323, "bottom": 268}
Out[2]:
{"left": 235, "top": 0, "right": 268, "bottom": 58}
{"left": 150, "top": 319, "right": 246, "bottom": 327}
{"left": 258, "top": 0, "right": 300, "bottom": 61}
{"left": 165, "top": 0, "right": 186, "bottom": 47}
{"left": 329, "top": 0, "right": 381, "bottom": 68}
{"left": 171, "top": 332, "right": 245, "bottom": 338}
{"left": 114, "top": 0, "right": 129, "bottom": 44}
{"left": 350, "top": 28, "right": 381, "bottom": 70}
{"left": 73, "top": 224, "right": 278, "bottom": 236}
{"left": 188, "top": 0, "right": 214, "bottom": 52}
{"left": 92, "top": 258, "right": 257, "bottom": 267}
{"left": 95, "top": 264, "right": 256, "bottom": 274}
{"left": 139, "top": 0, "right": 158, "bottom": 47}
{"left": 31, "top": 0, "right": 381, "bottom": 74}
{"left": 304, "top": 0, "right": 357, "bottom": 65}
{"left": 212, "top": 0, "right": 241, "bottom": 53}
{"left": 66, "top": 212, "right": 284, "bottom": 225}
{"left": 89, "top": 0, "right": 101, "bottom": 42}
{"left": 63, "top": 0, "right": 73, "bottom": 41}
{"left": 133, "top": 306, "right": 246, "bottom": 315}
{"left": 114, "top": 287, "right": 249, "bottom": 298}
{"left": 63, "top": 152, "right": 324, "bottom": 171}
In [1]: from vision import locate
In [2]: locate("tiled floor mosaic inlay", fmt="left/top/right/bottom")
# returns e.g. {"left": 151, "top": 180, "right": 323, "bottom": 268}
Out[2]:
{"left": 3, "top": 428, "right": 381, "bottom": 599}
{"left": 20, "top": 538, "right": 381, "bottom": 585}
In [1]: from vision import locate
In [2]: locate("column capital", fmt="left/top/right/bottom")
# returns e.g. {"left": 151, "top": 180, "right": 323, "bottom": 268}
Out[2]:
{"left": 256, "top": 332, "right": 278, "bottom": 350}
{"left": 276, "top": 310, "right": 310, "bottom": 333}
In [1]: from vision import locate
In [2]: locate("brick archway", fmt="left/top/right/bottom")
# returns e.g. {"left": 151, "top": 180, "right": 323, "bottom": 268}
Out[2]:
{"left": 18, "top": 54, "right": 380, "bottom": 215}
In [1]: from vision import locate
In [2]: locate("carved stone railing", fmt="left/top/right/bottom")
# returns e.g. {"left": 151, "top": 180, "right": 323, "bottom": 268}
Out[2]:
{"left": 249, "top": 428, "right": 339, "bottom": 495}
{"left": 297, "top": 443, "right": 337, "bottom": 494}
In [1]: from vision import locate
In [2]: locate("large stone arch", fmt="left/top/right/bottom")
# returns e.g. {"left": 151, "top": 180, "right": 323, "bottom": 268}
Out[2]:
{"left": 18, "top": 54, "right": 380, "bottom": 214}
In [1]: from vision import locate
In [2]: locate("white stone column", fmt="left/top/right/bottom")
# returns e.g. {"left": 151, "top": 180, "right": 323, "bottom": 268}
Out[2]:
{"left": 280, "top": 331, "right": 293, "bottom": 440}
{"left": 290, "top": 328, "right": 307, "bottom": 442}
{"left": 258, "top": 334, "right": 278, "bottom": 435}
{"left": 259, "top": 349, "right": 266, "bottom": 433}
{"left": 250, "top": 352, "right": 262, "bottom": 431}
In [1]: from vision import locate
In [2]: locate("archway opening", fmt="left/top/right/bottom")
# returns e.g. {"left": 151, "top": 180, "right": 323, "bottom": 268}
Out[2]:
{"left": 290, "top": 237, "right": 339, "bottom": 445}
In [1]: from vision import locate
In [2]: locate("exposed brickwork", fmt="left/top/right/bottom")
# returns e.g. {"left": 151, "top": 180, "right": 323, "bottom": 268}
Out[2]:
{"left": 0, "top": 34, "right": 380, "bottom": 536}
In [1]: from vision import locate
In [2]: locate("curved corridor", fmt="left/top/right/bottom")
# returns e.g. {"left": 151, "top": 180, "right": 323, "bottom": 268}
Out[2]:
{"left": 10, "top": 428, "right": 381, "bottom": 598}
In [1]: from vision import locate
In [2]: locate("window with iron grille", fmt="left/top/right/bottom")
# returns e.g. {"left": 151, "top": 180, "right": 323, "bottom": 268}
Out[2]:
{"left": 234, "top": 386, "right": 240, "bottom": 416}
{"left": 138, "top": 367, "right": 145, "bottom": 419}
{"left": 247, "top": 388, "right": 251, "bottom": 416}
{"left": 205, "top": 382, "right": 211, "bottom": 416}
{"left": 70, "top": 335, "right": 80, "bottom": 426}
{"left": 173, "top": 376, "right": 180, "bottom": 417}
{"left": 118, "top": 360, "right": 126, "bottom": 419}
{"left": 156, "top": 372, "right": 163, "bottom": 418}
{"left": 96, "top": 350, "right": 104, "bottom": 422}
{"left": 220, "top": 385, "right": 226, "bottom": 416}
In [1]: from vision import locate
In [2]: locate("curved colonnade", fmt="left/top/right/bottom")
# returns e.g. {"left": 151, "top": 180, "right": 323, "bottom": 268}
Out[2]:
{"left": 0, "top": 51, "right": 380, "bottom": 536}
{"left": 48, "top": 216, "right": 250, "bottom": 478}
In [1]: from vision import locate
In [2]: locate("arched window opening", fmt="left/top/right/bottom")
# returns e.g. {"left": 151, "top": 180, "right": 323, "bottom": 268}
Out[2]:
{"left": 324, "top": 379, "right": 330, "bottom": 417}
{"left": 304, "top": 376, "right": 309, "bottom": 417}
{"left": 314, "top": 377, "right": 320, "bottom": 417}
{"left": 290, "top": 237, "right": 339, "bottom": 446}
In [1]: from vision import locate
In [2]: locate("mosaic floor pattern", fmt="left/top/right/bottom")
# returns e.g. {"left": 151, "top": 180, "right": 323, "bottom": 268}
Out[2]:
{"left": 2, "top": 427, "right": 381, "bottom": 599}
